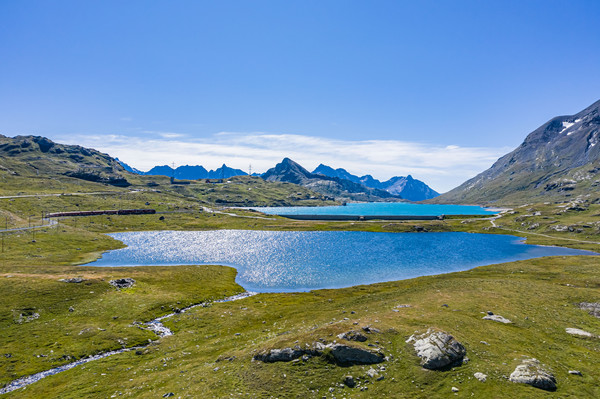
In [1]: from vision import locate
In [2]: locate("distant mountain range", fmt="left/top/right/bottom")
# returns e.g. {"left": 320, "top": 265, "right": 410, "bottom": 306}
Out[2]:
{"left": 124, "top": 163, "right": 247, "bottom": 180}
{"left": 433, "top": 99, "right": 600, "bottom": 204}
{"left": 312, "top": 164, "right": 439, "bottom": 201}
{"left": 118, "top": 160, "right": 438, "bottom": 201}
{"left": 262, "top": 158, "right": 401, "bottom": 202}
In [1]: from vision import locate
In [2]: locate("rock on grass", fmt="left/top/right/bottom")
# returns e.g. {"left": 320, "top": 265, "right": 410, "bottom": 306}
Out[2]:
{"left": 253, "top": 343, "right": 384, "bottom": 365}
{"left": 565, "top": 328, "right": 596, "bottom": 338}
{"left": 405, "top": 328, "right": 466, "bottom": 370}
{"left": 482, "top": 314, "right": 512, "bottom": 324}
{"left": 509, "top": 358, "right": 556, "bottom": 391}
{"left": 578, "top": 302, "right": 600, "bottom": 318}
{"left": 109, "top": 278, "right": 136, "bottom": 289}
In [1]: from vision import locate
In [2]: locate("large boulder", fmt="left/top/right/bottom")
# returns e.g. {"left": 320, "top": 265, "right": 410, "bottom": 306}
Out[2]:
{"left": 253, "top": 342, "right": 384, "bottom": 365}
{"left": 254, "top": 347, "right": 304, "bottom": 363}
{"left": 509, "top": 358, "right": 556, "bottom": 391}
{"left": 406, "top": 329, "right": 466, "bottom": 370}
{"left": 327, "top": 344, "right": 384, "bottom": 365}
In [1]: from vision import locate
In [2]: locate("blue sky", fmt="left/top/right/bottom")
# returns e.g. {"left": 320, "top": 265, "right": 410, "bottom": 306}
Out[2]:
{"left": 1, "top": 0, "right": 599, "bottom": 192}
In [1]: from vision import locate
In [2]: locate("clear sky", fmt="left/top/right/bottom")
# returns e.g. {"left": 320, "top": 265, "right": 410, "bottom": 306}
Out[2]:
{"left": 1, "top": 0, "right": 599, "bottom": 192}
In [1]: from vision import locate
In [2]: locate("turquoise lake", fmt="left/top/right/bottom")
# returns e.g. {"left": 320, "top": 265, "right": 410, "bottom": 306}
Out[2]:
{"left": 87, "top": 230, "right": 594, "bottom": 292}
{"left": 249, "top": 202, "right": 496, "bottom": 216}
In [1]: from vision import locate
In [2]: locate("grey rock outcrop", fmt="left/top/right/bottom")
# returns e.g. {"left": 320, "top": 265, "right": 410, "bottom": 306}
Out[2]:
{"left": 327, "top": 344, "right": 384, "bottom": 365}
{"left": 406, "top": 329, "right": 466, "bottom": 370}
{"left": 59, "top": 277, "right": 85, "bottom": 283}
{"left": 254, "top": 347, "right": 305, "bottom": 363}
{"left": 509, "top": 358, "right": 556, "bottom": 391}
{"left": 253, "top": 342, "right": 384, "bottom": 365}
{"left": 109, "top": 278, "right": 136, "bottom": 289}
{"left": 578, "top": 302, "right": 600, "bottom": 318}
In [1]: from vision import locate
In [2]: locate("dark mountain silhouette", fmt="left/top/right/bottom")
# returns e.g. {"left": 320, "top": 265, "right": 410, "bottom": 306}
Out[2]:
{"left": 130, "top": 164, "right": 247, "bottom": 180}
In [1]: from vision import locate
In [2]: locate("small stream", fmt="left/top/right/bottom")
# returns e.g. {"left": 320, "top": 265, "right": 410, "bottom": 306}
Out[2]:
{"left": 0, "top": 291, "right": 256, "bottom": 395}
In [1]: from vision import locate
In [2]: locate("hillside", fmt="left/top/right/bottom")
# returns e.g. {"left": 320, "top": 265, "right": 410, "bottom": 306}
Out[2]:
{"left": 262, "top": 158, "right": 402, "bottom": 202}
{"left": 433, "top": 99, "right": 600, "bottom": 205}
{"left": 0, "top": 135, "right": 337, "bottom": 206}
{"left": 313, "top": 164, "right": 439, "bottom": 201}
{"left": 0, "top": 135, "right": 131, "bottom": 186}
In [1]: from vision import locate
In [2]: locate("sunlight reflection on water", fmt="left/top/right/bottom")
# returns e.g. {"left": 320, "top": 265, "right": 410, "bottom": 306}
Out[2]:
{"left": 87, "top": 230, "right": 594, "bottom": 292}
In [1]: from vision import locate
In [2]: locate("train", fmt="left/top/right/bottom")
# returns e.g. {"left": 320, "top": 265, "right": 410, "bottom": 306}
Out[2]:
{"left": 45, "top": 209, "right": 156, "bottom": 218}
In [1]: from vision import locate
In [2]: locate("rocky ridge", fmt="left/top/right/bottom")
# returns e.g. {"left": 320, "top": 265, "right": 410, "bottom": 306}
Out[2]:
{"left": 433, "top": 99, "right": 600, "bottom": 204}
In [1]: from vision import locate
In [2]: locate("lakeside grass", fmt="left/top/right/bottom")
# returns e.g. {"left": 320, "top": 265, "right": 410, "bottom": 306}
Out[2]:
{"left": 1, "top": 181, "right": 600, "bottom": 397}
{"left": 2, "top": 257, "right": 599, "bottom": 398}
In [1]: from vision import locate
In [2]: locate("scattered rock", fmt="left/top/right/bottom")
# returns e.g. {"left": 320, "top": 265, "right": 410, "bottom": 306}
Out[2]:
{"left": 549, "top": 225, "right": 569, "bottom": 232}
{"left": 483, "top": 314, "right": 512, "bottom": 324}
{"left": 451, "top": 387, "right": 459, "bottom": 392}
{"left": 68, "top": 306, "right": 74, "bottom": 312}
{"left": 343, "top": 375, "right": 356, "bottom": 388}
{"left": 474, "top": 372, "right": 487, "bottom": 382}
{"left": 14, "top": 310, "right": 40, "bottom": 324}
{"left": 480, "top": 341, "right": 489, "bottom": 345}
{"left": 406, "top": 329, "right": 466, "bottom": 370}
{"left": 366, "top": 368, "right": 378, "bottom": 378}
{"left": 578, "top": 302, "right": 600, "bottom": 318}
{"left": 441, "top": 304, "right": 449, "bottom": 308}
{"left": 162, "top": 393, "right": 174, "bottom": 398}
{"left": 109, "top": 278, "right": 136, "bottom": 289}
{"left": 565, "top": 328, "right": 595, "bottom": 338}
{"left": 362, "top": 326, "right": 381, "bottom": 334}
{"left": 509, "top": 358, "right": 556, "bottom": 391}
{"left": 59, "top": 277, "right": 86, "bottom": 283}
{"left": 568, "top": 370, "right": 582, "bottom": 376}
{"left": 338, "top": 330, "right": 368, "bottom": 342}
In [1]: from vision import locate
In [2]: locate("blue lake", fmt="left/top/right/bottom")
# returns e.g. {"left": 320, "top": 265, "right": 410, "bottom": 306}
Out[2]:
{"left": 86, "top": 230, "right": 595, "bottom": 292}
{"left": 249, "top": 202, "right": 496, "bottom": 216}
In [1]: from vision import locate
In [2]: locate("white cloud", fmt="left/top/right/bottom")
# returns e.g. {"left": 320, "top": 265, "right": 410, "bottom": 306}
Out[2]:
{"left": 141, "top": 130, "right": 188, "bottom": 139}
{"left": 57, "top": 132, "right": 510, "bottom": 193}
